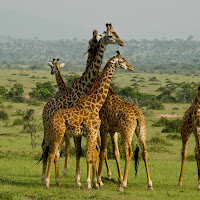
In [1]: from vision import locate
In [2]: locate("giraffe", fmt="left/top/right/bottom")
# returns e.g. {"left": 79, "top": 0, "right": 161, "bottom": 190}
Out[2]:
{"left": 44, "top": 51, "right": 133, "bottom": 189}
{"left": 178, "top": 86, "right": 200, "bottom": 190}
{"left": 97, "top": 87, "right": 153, "bottom": 191}
{"left": 41, "top": 23, "right": 125, "bottom": 185}
{"left": 47, "top": 58, "right": 67, "bottom": 94}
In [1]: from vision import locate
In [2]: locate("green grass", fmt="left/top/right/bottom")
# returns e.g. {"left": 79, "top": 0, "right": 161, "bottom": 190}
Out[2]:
{"left": 0, "top": 69, "right": 200, "bottom": 199}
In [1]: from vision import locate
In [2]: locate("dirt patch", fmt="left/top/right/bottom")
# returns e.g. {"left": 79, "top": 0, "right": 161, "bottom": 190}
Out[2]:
{"left": 154, "top": 114, "right": 183, "bottom": 118}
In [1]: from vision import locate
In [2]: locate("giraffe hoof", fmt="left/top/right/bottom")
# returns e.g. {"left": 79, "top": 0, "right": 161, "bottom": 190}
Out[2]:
{"left": 118, "top": 186, "right": 124, "bottom": 192}
{"left": 148, "top": 186, "right": 153, "bottom": 191}
{"left": 98, "top": 181, "right": 104, "bottom": 187}
{"left": 94, "top": 183, "right": 99, "bottom": 189}
{"left": 62, "top": 170, "right": 67, "bottom": 178}
{"left": 45, "top": 179, "right": 50, "bottom": 189}
{"left": 77, "top": 185, "right": 82, "bottom": 190}
{"left": 178, "top": 181, "right": 182, "bottom": 187}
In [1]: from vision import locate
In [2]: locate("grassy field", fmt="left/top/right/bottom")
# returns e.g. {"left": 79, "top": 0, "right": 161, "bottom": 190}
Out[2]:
{"left": 0, "top": 69, "right": 200, "bottom": 199}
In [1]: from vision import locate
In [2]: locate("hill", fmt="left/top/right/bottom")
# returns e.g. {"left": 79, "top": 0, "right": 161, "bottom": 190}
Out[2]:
{"left": 1, "top": 37, "right": 200, "bottom": 73}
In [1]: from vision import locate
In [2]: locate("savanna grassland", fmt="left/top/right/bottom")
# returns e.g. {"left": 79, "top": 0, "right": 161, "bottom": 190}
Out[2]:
{"left": 0, "top": 68, "right": 200, "bottom": 200}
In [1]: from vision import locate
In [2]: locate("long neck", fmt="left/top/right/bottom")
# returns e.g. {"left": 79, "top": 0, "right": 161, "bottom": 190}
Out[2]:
{"left": 55, "top": 68, "right": 68, "bottom": 93}
{"left": 69, "top": 43, "right": 107, "bottom": 98}
{"left": 79, "top": 59, "right": 116, "bottom": 115}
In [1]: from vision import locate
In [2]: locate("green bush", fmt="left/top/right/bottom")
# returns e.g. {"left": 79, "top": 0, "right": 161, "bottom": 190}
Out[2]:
{"left": 152, "top": 117, "right": 182, "bottom": 133}
{"left": 13, "top": 118, "right": 23, "bottom": 125}
{"left": 0, "top": 110, "right": 9, "bottom": 120}
{"left": 6, "top": 83, "right": 24, "bottom": 102}
{"left": 29, "top": 81, "right": 56, "bottom": 101}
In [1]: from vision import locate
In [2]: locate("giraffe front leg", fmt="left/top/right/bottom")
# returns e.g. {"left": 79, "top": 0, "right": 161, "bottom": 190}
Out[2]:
{"left": 62, "top": 134, "right": 71, "bottom": 178}
{"left": 54, "top": 150, "right": 61, "bottom": 187}
{"left": 74, "top": 137, "right": 82, "bottom": 188}
{"left": 86, "top": 130, "right": 99, "bottom": 189}
{"left": 97, "top": 127, "right": 108, "bottom": 187}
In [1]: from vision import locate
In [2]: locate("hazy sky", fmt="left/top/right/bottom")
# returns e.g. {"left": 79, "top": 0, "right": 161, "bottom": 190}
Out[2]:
{"left": 1, "top": 0, "right": 200, "bottom": 40}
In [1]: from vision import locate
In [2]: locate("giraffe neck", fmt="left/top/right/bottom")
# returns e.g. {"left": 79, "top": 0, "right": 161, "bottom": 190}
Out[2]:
{"left": 69, "top": 44, "right": 107, "bottom": 99}
{"left": 55, "top": 67, "right": 68, "bottom": 93}
{"left": 79, "top": 58, "right": 116, "bottom": 115}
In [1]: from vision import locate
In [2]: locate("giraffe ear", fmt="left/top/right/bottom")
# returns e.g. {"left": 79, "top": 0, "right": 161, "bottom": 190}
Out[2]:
{"left": 47, "top": 62, "right": 54, "bottom": 67}
{"left": 59, "top": 63, "right": 65, "bottom": 68}
{"left": 98, "top": 34, "right": 103, "bottom": 39}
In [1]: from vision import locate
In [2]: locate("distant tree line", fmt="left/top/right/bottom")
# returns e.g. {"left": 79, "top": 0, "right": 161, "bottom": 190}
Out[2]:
{"left": 1, "top": 37, "right": 200, "bottom": 74}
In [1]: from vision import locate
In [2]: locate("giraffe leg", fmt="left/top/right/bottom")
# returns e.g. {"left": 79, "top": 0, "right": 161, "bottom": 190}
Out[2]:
{"left": 194, "top": 128, "right": 200, "bottom": 190}
{"left": 178, "top": 128, "right": 191, "bottom": 187}
{"left": 62, "top": 134, "right": 71, "bottom": 177}
{"left": 41, "top": 127, "right": 48, "bottom": 184}
{"left": 104, "top": 148, "right": 112, "bottom": 180}
{"left": 41, "top": 143, "right": 47, "bottom": 185}
{"left": 119, "top": 133, "right": 133, "bottom": 192}
{"left": 92, "top": 148, "right": 99, "bottom": 189}
{"left": 136, "top": 123, "right": 153, "bottom": 191}
{"left": 86, "top": 162, "right": 92, "bottom": 190}
{"left": 45, "top": 152, "right": 55, "bottom": 189}
{"left": 140, "top": 140, "right": 153, "bottom": 191}
{"left": 110, "top": 132, "right": 123, "bottom": 183}
{"left": 97, "top": 126, "right": 108, "bottom": 186}
{"left": 74, "top": 137, "right": 82, "bottom": 188}
{"left": 54, "top": 148, "right": 61, "bottom": 187}
{"left": 86, "top": 128, "right": 99, "bottom": 189}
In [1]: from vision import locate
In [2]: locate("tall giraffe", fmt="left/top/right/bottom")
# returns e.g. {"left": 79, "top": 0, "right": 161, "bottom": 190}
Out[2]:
{"left": 178, "top": 86, "right": 200, "bottom": 190}
{"left": 41, "top": 24, "right": 125, "bottom": 185}
{"left": 97, "top": 87, "right": 153, "bottom": 191}
{"left": 44, "top": 51, "right": 134, "bottom": 189}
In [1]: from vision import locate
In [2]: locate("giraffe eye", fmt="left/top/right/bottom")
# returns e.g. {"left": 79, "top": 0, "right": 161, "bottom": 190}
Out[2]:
{"left": 108, "top": 36, "right": 112, "bottom": 38}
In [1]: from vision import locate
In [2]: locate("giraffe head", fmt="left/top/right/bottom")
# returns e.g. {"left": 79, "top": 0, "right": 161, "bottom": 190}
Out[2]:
{"left": 112, "top": 51, "right": 133, "bottom": 71}
{"left": 47, "top": 58, "right": 65, "bottom": 75}
{"left": 98, "top": 23, "right": 125, "bottom": 46}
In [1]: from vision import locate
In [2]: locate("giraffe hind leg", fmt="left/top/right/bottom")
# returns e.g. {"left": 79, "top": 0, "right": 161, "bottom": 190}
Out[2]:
{"left": 136, "top": 123, "right": 153, "bottom": 191}
{"left": 194, "top": 129, "right": 200, "bottom": 190}
{"left": 178, "top": 128, "right": 191, "bottom": 187}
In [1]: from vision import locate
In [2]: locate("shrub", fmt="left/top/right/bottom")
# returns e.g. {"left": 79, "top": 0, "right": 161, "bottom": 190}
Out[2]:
{"left": 152, "top": 117, "right": 182, "bottom": 133}
{"left": 148, "top": 77, "right": 160, "bottom": 82}
{"left": 13, "top": 118, "right": 23, "bottom": 125}
{"left": 147, "top": 134, "right": 172, "bottom": 153}
{"left": 6, "top": 83, "right": 24, "bottom": 102}
{"left": 0, "top": 110, "right": 9, "bottom": 120}
{"left": 14, "top": 109, "right": 25, "bottom": 116}
{"left": 29, "top": 81, "right": 55, "bottom": 101}
{"left": 172, "top": 107, "right": 179, "bottom": 110}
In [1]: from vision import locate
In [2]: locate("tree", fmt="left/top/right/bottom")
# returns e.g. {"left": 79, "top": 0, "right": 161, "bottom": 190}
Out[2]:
{"left": 29, "top": 81, "right": 55, "bottom": 101}
{"left": 7, "top": 83, "right": 24, "bottom": 102}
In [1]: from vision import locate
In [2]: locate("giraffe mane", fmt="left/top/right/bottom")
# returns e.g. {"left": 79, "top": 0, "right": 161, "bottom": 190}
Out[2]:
{"left": 78, "top": 56, "right": 115, "bottom": 104}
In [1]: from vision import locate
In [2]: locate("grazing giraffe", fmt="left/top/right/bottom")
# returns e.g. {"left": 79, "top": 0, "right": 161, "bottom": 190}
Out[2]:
{"left": 97, "top": 87, "right": 153, "bottom": 191}
{"left": 44, "top": 51, "right": 133, "bottom": 189}
{"left": 41, "top": 24, "right": 125, "bottom": 185}
{"left": 178, "top": 86, "right": 200, "bottom": 190}
{"left": 47, "top": 58, "right": 67, "bottom": 93}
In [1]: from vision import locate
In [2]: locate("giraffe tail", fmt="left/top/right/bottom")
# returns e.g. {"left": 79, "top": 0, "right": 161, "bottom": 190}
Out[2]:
{"left": 36, "top": 146, "right": 49, "bottom": 165}
{"left": 134, "top": 144, "right": 140, "bottom": 177}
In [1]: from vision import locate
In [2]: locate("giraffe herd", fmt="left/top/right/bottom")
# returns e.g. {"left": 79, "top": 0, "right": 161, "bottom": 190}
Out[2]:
{"left": 40, "top": 23, "right": 200, "bottom": 191}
